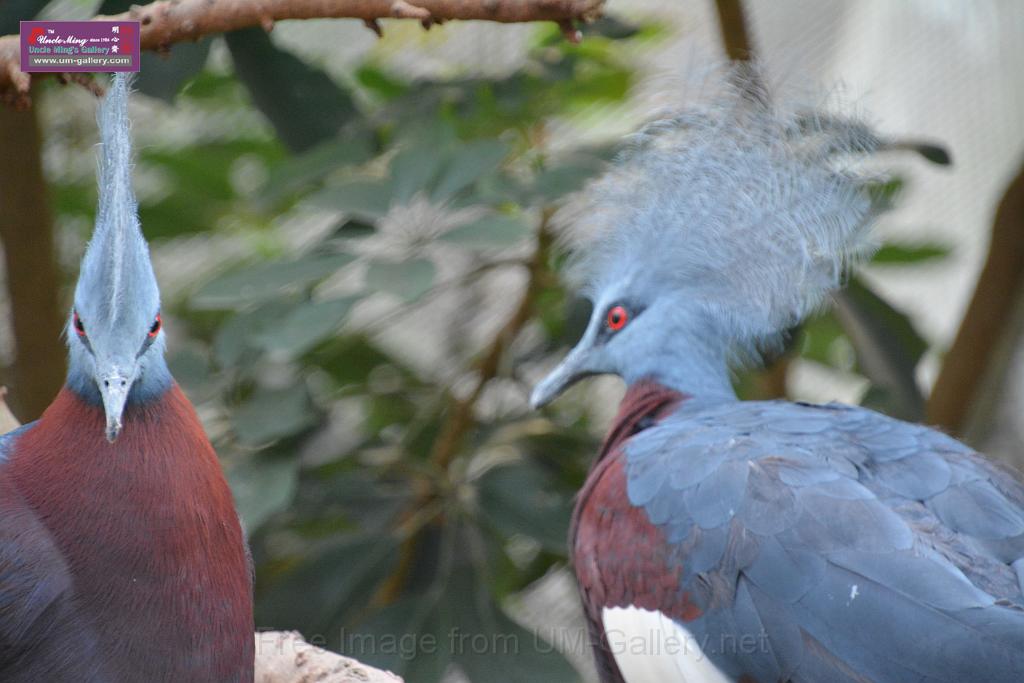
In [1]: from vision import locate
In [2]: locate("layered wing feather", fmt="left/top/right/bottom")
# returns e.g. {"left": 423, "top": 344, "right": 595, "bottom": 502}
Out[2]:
{"left": 0, "top": 424, "right": 102, "bottom": 681}
{"left": 624, "top": 400, "right": 1024, "bottom": 682}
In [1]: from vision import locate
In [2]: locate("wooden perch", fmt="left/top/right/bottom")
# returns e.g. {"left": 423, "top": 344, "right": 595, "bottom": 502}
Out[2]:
{"left": 256, "top": 631, "right": 403, "bottom": 683}
{"left": 0, "top": 388, "right": 21, "bottom": 435}
{"left": 0, "top": 0, "right": 606, "bottom": 107}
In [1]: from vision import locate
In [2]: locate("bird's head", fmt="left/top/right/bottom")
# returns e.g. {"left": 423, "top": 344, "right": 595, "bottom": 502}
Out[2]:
{"left": 531, "top": 69, "right": 886, "bottom": 408}
{"left": 68, "top": 74, "right": 170, "bottom": 442}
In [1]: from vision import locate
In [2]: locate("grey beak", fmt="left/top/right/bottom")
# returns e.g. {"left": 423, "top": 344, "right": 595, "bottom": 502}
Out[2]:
{"left": 530, "top": 347, "right": 595, "bottom": 409}
{"left": 99, "top": 372, "right": 131, "bottom": 442}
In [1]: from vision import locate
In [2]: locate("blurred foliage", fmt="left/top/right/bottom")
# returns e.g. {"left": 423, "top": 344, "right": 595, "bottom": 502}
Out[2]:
{"left": 36, "top": 12, "right": 954, "bottom": 683}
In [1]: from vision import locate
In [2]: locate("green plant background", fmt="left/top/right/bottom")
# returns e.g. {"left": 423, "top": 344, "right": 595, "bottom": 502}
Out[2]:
{"left": 1, "top": 3, "right": 969, "bottom": 681}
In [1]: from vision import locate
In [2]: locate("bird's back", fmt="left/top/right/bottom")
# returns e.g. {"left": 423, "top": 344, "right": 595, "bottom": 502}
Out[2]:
{"left": 573, "top": 384, "right": 1024, "bottom": 683}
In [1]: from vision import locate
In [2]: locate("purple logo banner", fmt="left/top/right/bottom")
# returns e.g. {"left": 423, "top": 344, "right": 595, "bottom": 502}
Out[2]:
{"left": 20, "top": 21, "right": 140, "bottom": 73}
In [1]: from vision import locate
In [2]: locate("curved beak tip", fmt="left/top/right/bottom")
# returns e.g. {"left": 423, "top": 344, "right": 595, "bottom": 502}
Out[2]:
{"left": 530, "top": 352, "right": 590, "bottom": 410}
{"left": 529, "top": 386, "right": 549, "bottom": 411}
{"left": 105, "top": 423, "right": 121, "bottom": 443}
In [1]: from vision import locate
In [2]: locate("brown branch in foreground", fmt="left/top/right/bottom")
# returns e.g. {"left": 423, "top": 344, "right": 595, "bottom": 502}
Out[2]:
{"left": 427, "top": 211, "right": 554, "bottom": 471}
{"left": 0, "top": 0, "right": 606, "bottom": 107}
{"left": 714, "top": 0, "right": 754, "bottom": 62}
{"left": 374, "top": 209, "right": 555, "bottom": 605}
{"left": 714, "top": 0, "right": 788, "bottom": 399}
{"left": 926, "top": 161, "right": 1024, "bottom": 435}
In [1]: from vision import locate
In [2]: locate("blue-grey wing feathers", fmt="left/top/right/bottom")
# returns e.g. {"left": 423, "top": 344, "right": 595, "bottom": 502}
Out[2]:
{"left": 624, "top": 400, "right": 1024, "bottom": 682}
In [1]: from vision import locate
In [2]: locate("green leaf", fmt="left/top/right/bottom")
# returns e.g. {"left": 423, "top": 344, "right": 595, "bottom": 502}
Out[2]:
{"left": 799, "top": 312, "right": 851, "bottom": 369}
{"left": 256, "top": 534, "right": 399, "bottom": 635}
{"left": 310, "top": 335, "right": 396, "bottom": 387}
{"left": 225, "top": 27, "right": 359, "bottom": 153}
{"left": 141, "top": 146, "right": 240, "bottom": 204}
{"left": 391, "top": 143, "right": 447, "bottom": 204}
{"left": 566, "top": 66, "right": 631, "bottom": 105}
{"left": 356, "top": 64, "right": 409, "bottom": 100}
{"left": 251, "top": 296, "right": 359, "bottom": 356}
{"left": 866, "top": 177, "right": 904, "bottom": 212}
{"left": 440, "top": 214, "right": 530, "bottom": 249}
{"left": 366, "top": 259, "right": 436, "bottom": 302}
{"left": 179, "top": 70, "right": 244, "bottom": 101}
{"left": 258, "top": 135, "right": 376, "bottom": 210}
{"left": 525, "top": 158, "right": 606, "bottom": 204}
{"left": 309, "top": 177, "right": 393, "bottom": 220}
{"left": 446, "top": 566, "right": 579, "bottom": 682}
{"left": 478, "top": 462, "right": 572, "bottom": 553}
{"left": 833, "top": 277, "right": 926, "bottom": 421}
{"left": 872, "top": 242, "right": 951, "bottom": 265}
{"left": 228, "top": 452, "right": 299, "bottom": 531}
{"left": 911, "top": 143, "right": 951, "bottom": 166}
{"left": 581, "top": 16, "right": 641, "bottom": 40}
{"left": 212, "top": 300, "right": 294, "bottom": 368}
{"left": 354, "top": 594, "right": 453, "bottom": 682}
{"left": 232, "top": 385, "right": 317, "bottom": 445}
{"left": 333, "top": 218, "right": 377, "bottom": 239}
{"left": 192, "top": 253, "right": 354, "bottom": 309}
{"left": 166, "top": 345, "right": 212, "bottom": 395}
{"left": 132, "top": 139, "right": 285, "bottom": 239}
{"left": 431, "top": 140, "right": 510, "bottom": 202}
{"left": 136, "top": 40, "right": 213, "bottom": 102}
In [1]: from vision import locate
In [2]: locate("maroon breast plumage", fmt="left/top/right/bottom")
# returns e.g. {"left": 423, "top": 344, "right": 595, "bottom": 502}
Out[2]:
{"left": 2, "top": 386, "right": 253, "bottom": 682}
{"left": 571, "top": 380, "right": 688, "bottom": 683}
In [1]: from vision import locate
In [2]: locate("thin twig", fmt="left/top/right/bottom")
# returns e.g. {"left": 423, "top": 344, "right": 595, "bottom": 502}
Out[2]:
{"left": 372, "top": 208, "right": 554, "bottom": 605}
{"left": 714, "top": 0, "right": 754, "bottom": 61}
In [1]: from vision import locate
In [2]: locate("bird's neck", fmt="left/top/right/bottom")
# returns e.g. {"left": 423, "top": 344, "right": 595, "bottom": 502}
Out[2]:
{"left": 11, "top": 383, "right": 237, "bottom": 539}
{"left": 598, "top": 379, "right": 689, "bottom": 462}
{"left": 621, "top": 329, "right": 736, "bottom": 402}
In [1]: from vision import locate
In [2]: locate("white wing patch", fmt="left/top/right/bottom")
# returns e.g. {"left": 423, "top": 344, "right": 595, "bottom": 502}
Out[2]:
{"left": 602, "top": 606, "right": 732, "bottom": 683}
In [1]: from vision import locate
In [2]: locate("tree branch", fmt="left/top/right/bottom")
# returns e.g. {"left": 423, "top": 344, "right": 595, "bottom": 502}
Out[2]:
{"left": 714, "top": 0, "right": 753, "bottom": 61}
{"left": 926, "top": 161, "right": 1024, "bottom": 434}
{"left": 256, "top": 631, "right": 403, "bottom": 682}
{"left": 0, "top": 91, "right": 66, "bottom": 421}
{"left": 426, "top": 210, "right": 554, "bottom": 472}
{"left": 375, "top": 208, "right": 555, "bottom": 605}
{"left": 1, "top": 0, "right": 606, "bottom": 107}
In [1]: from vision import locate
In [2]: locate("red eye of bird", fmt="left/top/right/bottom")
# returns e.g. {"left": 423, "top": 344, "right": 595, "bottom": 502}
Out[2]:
{"left": 606, "top": 305, "right": 628, "bottom": 331}
{"left": 73, "top": 311, "right": 86, "bottom": 336}
{"left": 148, "top": 313, "right": 162, "bottom": 338}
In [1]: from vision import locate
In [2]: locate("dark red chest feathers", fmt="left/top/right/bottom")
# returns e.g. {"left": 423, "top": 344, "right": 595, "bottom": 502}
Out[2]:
{"left": 570, "top": 381, "right": 692, "bottom": 682}
{"left": 572, "top": 381, "right": 694, "bottom": 614}
{"left": 6, "top": 386, "right": 253, "bottom": 682}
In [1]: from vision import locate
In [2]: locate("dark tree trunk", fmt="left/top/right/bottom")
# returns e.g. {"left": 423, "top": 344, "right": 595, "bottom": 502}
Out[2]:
{"left": 0, "top": 88, "right": 66, "bottom": 420}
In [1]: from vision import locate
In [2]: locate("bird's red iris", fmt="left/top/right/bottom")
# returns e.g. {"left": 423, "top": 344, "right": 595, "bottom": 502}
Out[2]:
{"left": 606, "top": 305, "right": 628, "bottom": 331}
{"left": 148, "top": 313, "right": 162, "bottom": 338}
{"left": 73, "top": 311, "right": 86, "bottom": 336}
